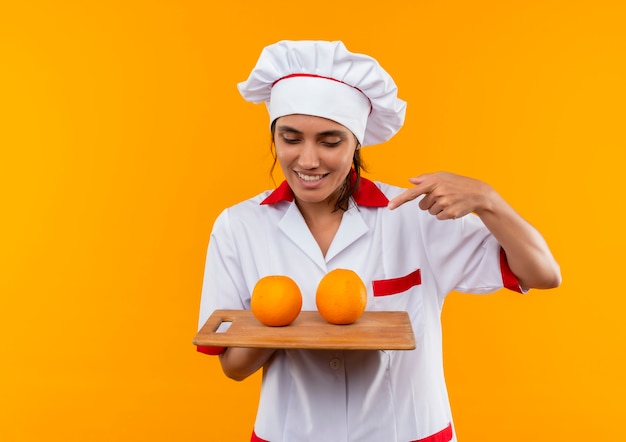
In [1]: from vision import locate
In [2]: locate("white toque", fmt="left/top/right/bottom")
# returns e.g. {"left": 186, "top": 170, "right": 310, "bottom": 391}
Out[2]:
{"left": 237, "top": 40, "right": 407, "bottom": 146}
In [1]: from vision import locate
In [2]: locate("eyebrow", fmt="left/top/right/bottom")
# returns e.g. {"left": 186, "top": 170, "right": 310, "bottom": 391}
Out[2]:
{"left": 276, "top": 125, "right": 348, "bottom": 137}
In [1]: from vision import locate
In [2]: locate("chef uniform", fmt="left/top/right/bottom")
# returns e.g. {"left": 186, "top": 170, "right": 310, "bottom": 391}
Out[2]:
{"left": 197, "top": 40, "right": 523, "bottom": 442}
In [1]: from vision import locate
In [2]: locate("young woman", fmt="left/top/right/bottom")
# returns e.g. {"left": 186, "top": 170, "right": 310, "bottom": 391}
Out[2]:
{"left": 197, "top": 40, "right": 561, "bottom": 442}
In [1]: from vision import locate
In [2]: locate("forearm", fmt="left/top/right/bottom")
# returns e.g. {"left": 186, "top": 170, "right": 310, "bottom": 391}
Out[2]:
{"left": 219, "top": 347, "right": 276, "bottom": 381}
{"left": 476, "top": 188, "right": 561, "bottom": 289}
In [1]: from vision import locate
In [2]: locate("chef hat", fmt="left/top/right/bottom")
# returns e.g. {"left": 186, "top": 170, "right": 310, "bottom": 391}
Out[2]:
{"left": 237, "top": 40, "right": 407, "bottom": 147}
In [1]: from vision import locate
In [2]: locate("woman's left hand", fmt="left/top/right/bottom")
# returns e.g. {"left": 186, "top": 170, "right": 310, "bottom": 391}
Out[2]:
{"left": 387, "top": 172, "right": 494, "bottom": 219}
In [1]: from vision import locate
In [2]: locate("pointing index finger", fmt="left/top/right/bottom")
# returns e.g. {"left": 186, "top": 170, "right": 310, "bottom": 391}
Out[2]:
{"left": 387, "top": 176, "right": 429, "bottom": 210}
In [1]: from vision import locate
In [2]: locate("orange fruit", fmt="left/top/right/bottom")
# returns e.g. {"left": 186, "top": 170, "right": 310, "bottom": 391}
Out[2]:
{"left": 250, "top": 275, "right": 302, "bottom": 326}
{"left": 315, "top": 268, "right": 367, "bottom": 325}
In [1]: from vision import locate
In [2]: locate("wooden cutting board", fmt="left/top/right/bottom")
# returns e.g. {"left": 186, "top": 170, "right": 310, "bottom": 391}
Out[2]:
{"left": 193, "top": 309, "right": 416, "bottom": 350}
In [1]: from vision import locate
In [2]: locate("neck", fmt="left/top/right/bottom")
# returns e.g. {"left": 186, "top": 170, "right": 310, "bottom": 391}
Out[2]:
{"left": 295, "top": 198, "right": 341, "bottom": 224}
{"left": 295, "top": 198, "right": 345, "bottom": 258}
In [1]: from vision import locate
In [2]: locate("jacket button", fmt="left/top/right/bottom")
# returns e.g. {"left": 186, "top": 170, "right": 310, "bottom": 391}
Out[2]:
{"left": 329, "top": 358, "right": 342, "bottom": 370}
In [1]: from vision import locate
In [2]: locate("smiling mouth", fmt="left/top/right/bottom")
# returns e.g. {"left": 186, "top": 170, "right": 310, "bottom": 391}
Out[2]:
{"left": 297, "top": 172, "right": 327, "bottom": 182}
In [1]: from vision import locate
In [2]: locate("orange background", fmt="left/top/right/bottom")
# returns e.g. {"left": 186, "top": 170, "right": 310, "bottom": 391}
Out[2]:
{"left": 1, "top": 1, "right": 624, "bottom": 441}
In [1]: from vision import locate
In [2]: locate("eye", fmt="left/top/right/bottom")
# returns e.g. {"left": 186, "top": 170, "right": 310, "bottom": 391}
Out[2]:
{"left": 281, "top": 135, "right": 301, "bottom": 144}
{"left": 321, "top": 138, "right": 342, "bottom": 147}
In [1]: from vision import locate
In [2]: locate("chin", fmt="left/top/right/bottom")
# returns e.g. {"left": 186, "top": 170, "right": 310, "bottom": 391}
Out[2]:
{"left": 293, "top": 191, "right": 332, "bottom": 204}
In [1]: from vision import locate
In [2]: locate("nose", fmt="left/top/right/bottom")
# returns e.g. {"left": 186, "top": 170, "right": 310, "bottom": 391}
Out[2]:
{"left": 297, "top": 142, "right": 320, "bottom": 170}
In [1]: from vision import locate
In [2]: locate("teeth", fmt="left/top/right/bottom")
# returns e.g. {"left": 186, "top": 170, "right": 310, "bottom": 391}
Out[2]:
{"left": 298, "top": 172, "right": 324, "bottom": 182}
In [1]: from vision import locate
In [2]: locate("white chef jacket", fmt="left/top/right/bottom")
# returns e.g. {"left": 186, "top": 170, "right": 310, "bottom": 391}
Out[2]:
{"left": 197, "top": 177, "right": 522, "bottom": 442}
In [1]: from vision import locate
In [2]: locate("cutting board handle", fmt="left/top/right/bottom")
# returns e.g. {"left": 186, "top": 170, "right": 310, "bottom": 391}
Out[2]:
{"left": 205, "top": 309, "right": 236, "bottom": 333}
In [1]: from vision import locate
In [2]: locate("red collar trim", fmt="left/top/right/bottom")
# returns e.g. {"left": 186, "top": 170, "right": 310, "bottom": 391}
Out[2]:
{"left": 260, "top": 176, "right": 389, "bottom": 207}
{"left": 260, "top": 180, "right": 294, "bottom": 204}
